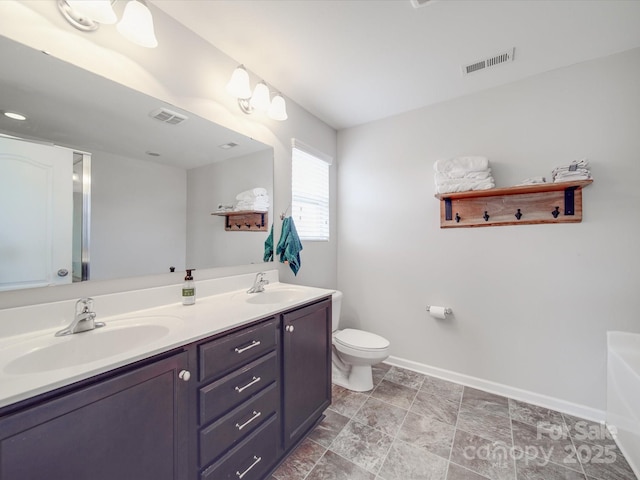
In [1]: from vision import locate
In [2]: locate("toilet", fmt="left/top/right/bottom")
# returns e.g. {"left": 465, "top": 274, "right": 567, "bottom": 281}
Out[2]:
{"left": 331, "top": 291, "right": 390, "bottom": 392}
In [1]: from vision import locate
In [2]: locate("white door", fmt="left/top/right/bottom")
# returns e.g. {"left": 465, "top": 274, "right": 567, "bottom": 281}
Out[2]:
{"left": 0, "top": 136, "right": 73, "bottom": 291}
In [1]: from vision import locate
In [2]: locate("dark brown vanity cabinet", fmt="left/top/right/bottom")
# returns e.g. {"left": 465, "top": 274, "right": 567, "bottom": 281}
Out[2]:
{"left": 194, "top": 297, "right": 332, "bottom": 479}
{"left": 0, "top": 296, "right": 332, "bottom": 480}
{"left": 195, "top": 317, "right": 282, "bottom": 480}
{"left": 282, "top": 298, "right": 332, "bottom": 450}
{"left": 0, "top": 351, "right": 189, "bottom": 480}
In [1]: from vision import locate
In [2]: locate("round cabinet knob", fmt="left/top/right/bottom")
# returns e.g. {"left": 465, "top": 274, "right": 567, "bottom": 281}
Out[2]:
{"left": 179, "top": 370, "right": 191, "bottom": 382}
{"left": 286, "top": 325, "right": 295, "bottom": 333}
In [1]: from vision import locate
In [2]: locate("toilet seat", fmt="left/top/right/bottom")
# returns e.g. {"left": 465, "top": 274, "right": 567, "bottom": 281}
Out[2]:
{"left": 334, "top": 328, "right": 390, "bottom": 352}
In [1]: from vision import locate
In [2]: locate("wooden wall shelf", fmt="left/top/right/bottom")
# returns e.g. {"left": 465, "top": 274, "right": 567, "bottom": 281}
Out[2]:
{"left": 435, "top": 180, "right": 592, "bottom": 228}
{"left": 211, "top": 210, "right": 268, "bottom": 231}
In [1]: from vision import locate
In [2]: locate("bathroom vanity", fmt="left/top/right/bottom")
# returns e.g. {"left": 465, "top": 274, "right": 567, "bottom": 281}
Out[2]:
{"left": 0, "top": 275, "right": 332, "bottom": 480}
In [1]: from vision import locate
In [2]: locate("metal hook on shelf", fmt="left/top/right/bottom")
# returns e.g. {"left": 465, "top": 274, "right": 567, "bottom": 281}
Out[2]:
{"left": 280, "top": 204, "right": 291, "bottom": 220}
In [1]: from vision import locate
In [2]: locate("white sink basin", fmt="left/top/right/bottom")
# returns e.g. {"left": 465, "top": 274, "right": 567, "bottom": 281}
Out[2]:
{"left": 243, "top": 287, "right": 309, "bottom": 305}
{"left": 4, "top": 317, "right": 178, "bottom": 375}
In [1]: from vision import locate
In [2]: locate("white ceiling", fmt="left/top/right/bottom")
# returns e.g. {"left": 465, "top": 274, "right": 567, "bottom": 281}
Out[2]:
{"left": 152, "top": 0, "right": 640, "bottom": 130}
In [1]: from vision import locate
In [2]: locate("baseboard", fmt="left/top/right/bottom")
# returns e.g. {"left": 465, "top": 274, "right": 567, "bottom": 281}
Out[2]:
{"left": 384, "top": 355, "right": 605, "bottom": 423}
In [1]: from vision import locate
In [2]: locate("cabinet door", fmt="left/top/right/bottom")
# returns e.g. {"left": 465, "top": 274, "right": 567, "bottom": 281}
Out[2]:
{"left": 0, "top": 352, "right": 189, "bottom": 480}
{"left": 282, "top": 298, "right": 332, "bottom": 449}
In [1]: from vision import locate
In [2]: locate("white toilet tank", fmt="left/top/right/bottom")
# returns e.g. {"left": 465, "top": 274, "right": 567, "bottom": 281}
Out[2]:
{"left": 331, "top": 291, "right": 342, "bottom": 332}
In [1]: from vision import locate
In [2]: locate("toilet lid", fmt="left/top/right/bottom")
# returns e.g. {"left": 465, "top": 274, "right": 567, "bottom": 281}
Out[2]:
{"left": 334, "top": 328, "right": 390, "bottom": 350}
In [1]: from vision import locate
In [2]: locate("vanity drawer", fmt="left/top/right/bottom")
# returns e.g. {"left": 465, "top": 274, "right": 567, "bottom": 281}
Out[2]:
{"left": 199, "top": 351, "right": 277, "bottom": 425}
{"left": 201, "top": 415, "right": 279, "bottom": 480}
{"left": 199, "top": 318, "right": 277, "bottom": 382}
{"left": 199, "top": 381, "right": 279, "bottom": 468}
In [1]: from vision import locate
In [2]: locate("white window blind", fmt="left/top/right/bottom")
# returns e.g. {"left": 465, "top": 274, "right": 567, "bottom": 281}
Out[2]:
{"left": 291, "top": 139, "right": 331, "bottom": 241}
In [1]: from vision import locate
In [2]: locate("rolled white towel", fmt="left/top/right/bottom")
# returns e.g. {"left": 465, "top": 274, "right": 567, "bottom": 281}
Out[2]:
{"left": 433, "top": 156, "right": 489, "bottom": 177}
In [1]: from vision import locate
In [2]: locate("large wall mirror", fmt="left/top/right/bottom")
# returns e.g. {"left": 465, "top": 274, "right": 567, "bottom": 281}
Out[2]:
{"left": 0, "top": 36, "right": 274, "bottom": 292}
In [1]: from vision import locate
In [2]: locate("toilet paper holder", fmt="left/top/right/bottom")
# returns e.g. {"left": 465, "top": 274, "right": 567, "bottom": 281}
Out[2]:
{"left": 426, "top": 305, "right": 452, "bottom": 315}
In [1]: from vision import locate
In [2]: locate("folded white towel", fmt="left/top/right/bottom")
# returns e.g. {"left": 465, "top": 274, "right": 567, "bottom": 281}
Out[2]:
{"left": 552, "top": 158, "right": 589, "bottom": 171}
{"left": 435, "top": 170, "right": 492, "bottom": 184}
{"left": 435, "top": 177, "right": 495, "bottom": 194}
{"left": 236, "top": 198, "right": 269, "bottom": 205}
{"left": 552, "top": 159, "right": 590, "bottom": 174}
{"left": 433, "top": 156, "right": 489, "bottom": 177}
{"left": 553, "top": 173, "right": 591, "bottom": 183}
{"left": 554, "top": 170, "right": 590, "bottom": 178}
{"left": 235, "top": 197, "right": 270, "bottom": 211}
{"left": 235, "top": 205, "right": 269, "bottom": 212}
{"left": 553, "top": 167, "right": 590, "bottom": 176}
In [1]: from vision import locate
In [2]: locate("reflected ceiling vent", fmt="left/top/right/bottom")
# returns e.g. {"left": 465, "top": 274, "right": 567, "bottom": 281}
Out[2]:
{"left": 149, "top": 108, "right": 188, "bottom": 125}
{"left": 410, "top": 0, "right": 440, "bottom": 7}
{"left": 462, "top": 48, "right": 515, "bottom": 76}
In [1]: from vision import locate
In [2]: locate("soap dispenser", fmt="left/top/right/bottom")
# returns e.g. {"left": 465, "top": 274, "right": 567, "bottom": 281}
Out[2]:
{"left": 182, "top": 269, "right": 196, "bottom": 305}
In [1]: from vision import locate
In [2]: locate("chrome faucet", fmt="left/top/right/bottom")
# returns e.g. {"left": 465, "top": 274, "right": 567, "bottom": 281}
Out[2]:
{"left": 55, "top": 298, "right": 105, "bottom": 337}
{"left": 247, "top": 272, "right": 269, "bottom": 294}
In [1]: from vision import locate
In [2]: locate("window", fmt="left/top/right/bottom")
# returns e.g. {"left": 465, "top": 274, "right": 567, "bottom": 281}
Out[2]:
{"left": 291, "top": 139, "right": 331, "bottom": 241}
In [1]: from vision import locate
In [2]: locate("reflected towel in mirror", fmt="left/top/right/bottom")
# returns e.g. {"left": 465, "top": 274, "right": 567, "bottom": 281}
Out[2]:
{"left": 264, "top": 225, "right": 274, "bottom": 262}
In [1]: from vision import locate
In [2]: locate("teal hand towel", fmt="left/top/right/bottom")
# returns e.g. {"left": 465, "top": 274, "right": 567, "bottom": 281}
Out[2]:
{"left": 263, "top": 224, "right": 274, "bottom": 262}
{"left": 276, "top": 217, "right": 303, "bottom": 275}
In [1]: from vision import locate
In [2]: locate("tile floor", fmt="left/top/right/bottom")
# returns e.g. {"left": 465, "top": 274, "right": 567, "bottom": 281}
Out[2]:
{"left": 271, "top": 363, "right": 638, "bottom": 480}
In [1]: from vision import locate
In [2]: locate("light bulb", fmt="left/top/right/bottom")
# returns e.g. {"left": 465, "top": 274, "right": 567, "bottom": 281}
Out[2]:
{"left": 117, "top": 0, "right": 158, "bottom": 48}
{"left": 268, "top": 94, "right": 288, "bottom": 121}
{"left": 226, "top": 65, "right": 252, "bottom": 99}
{"left": 250, "top": 81, "right": 271, "bottom": 112}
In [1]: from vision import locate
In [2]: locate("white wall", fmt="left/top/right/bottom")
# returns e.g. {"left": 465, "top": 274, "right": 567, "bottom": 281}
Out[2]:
{"left": 186, "top": 150, "right": 273, "bottom": 269}
{"left": 337, "top": 48, "right": 640, "bottom": 414}
{"left": 0, "top": 0, "right": 336, "bottom": 308}
{"left": 91, "top": 150, "right": 186, "bottom": 280}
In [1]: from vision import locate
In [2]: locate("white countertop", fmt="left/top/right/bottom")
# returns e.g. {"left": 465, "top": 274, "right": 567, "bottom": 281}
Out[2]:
{"left": 0, "top": 275, "right": 334, "bottom": 410}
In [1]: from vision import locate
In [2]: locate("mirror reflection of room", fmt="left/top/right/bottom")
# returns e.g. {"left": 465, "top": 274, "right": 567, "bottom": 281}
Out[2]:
{"left": 0, "top": 36, "right": 274, "bottom": 292}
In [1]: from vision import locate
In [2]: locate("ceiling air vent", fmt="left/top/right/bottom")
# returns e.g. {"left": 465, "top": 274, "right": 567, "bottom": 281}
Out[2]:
{"left": 149, "top": 108, "right": 188, "bottom": 125}
{"left": 462, "top": 48, "right": 515, "bottom": 76}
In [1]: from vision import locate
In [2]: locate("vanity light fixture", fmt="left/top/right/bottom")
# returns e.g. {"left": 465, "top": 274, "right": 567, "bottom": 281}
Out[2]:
{"left": 57, "top": 0, "right": 158, "bottom": 48}
{"left": 226, "top": 65, "right": 288, "bottom": 121}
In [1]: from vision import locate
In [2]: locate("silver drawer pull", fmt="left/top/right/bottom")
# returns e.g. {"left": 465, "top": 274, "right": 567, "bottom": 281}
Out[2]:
{"left": 235, "top": 376, "right": 261, "bottom": 393}
{"left": 235, "top": 340, "right": 261, "bottom": 354}
{"left": 236, "top": 455, "right": 261, "bottom": 479}
{"left": 235, "top": 410, "right": 262, "bottom": 431}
